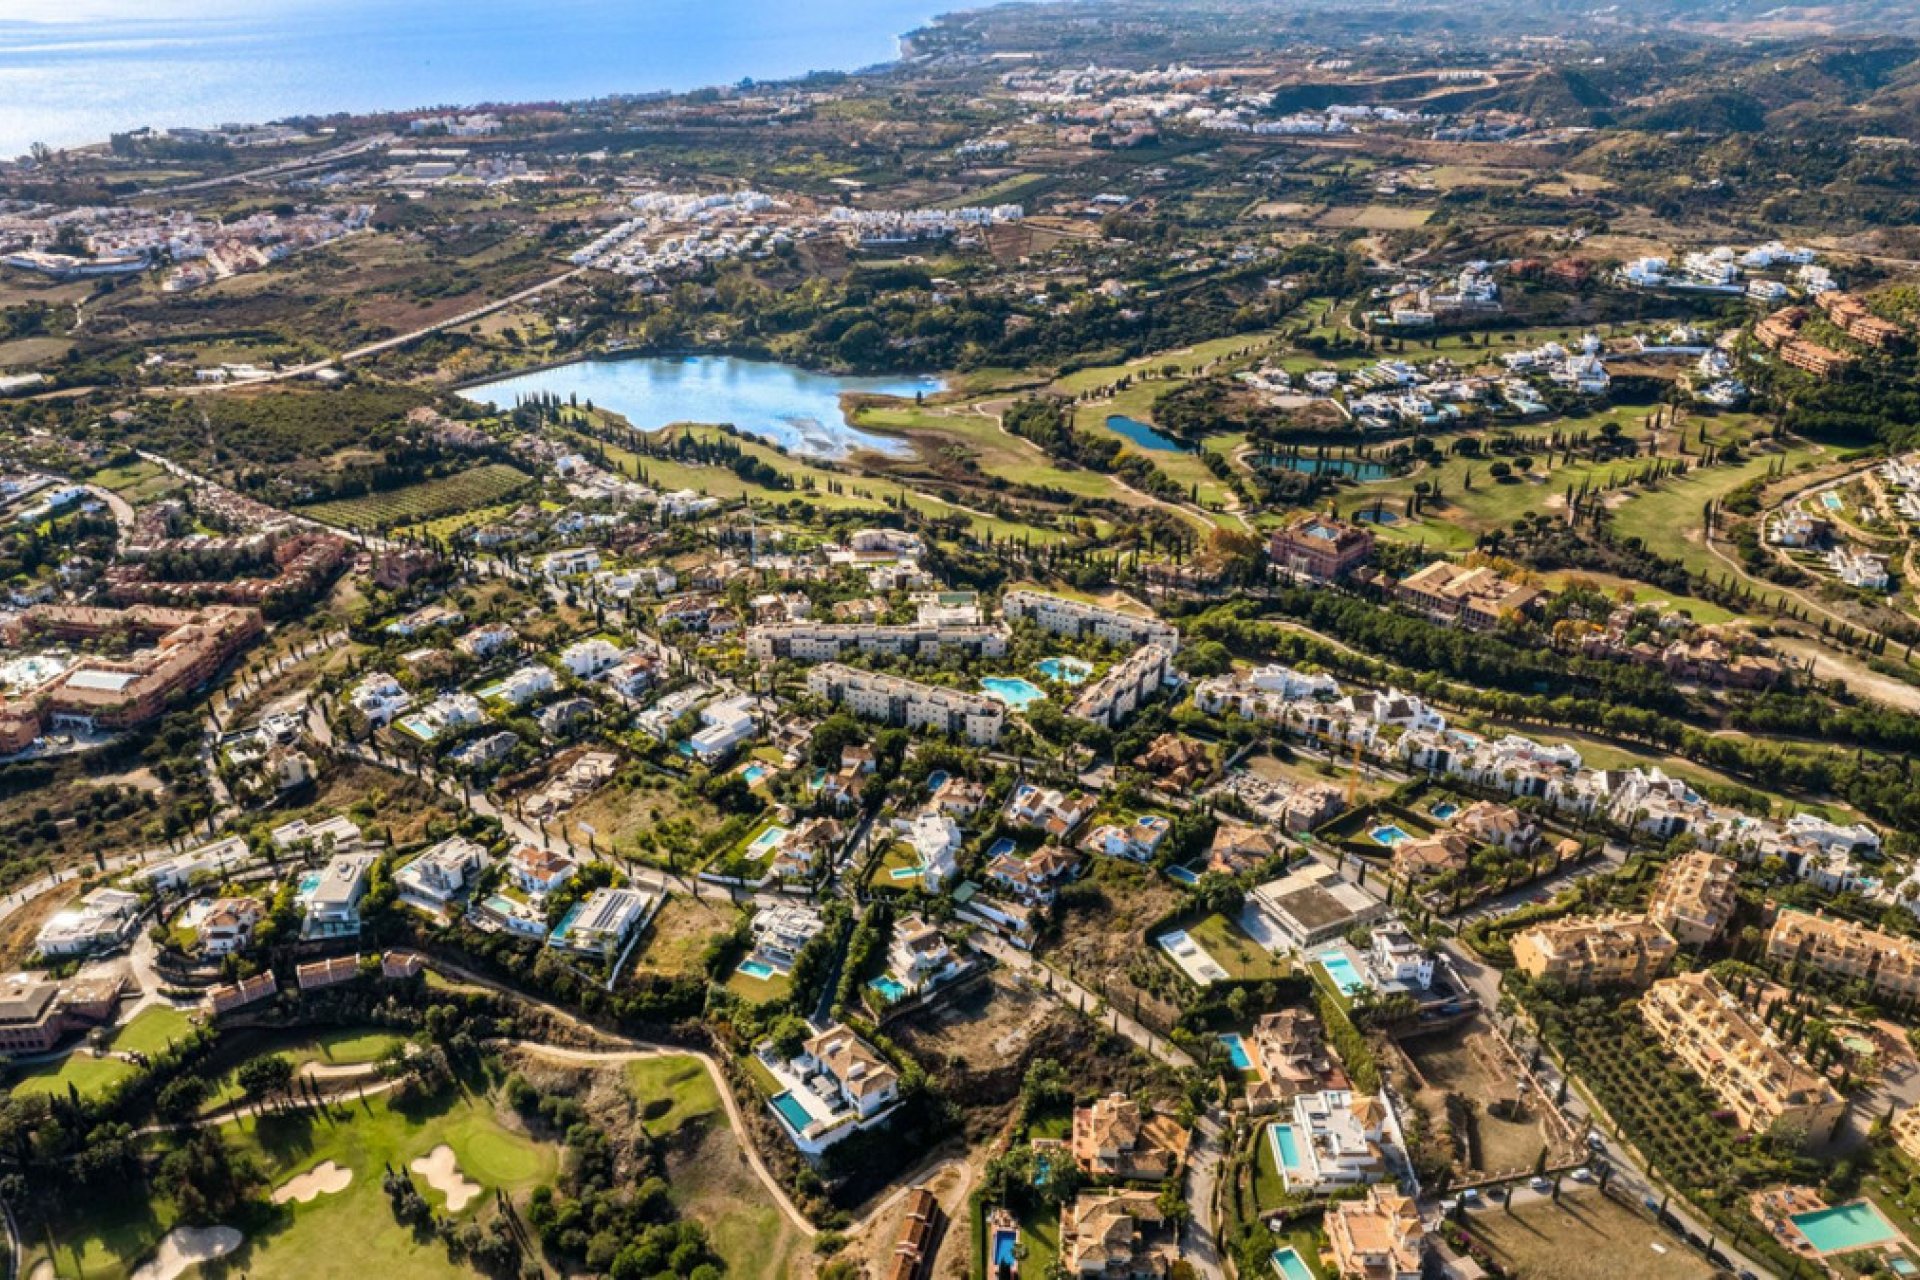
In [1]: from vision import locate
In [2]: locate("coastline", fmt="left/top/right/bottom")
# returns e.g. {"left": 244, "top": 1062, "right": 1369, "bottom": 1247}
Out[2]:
{"left": 0, "top": 0, "right": 973, "bottom": 158}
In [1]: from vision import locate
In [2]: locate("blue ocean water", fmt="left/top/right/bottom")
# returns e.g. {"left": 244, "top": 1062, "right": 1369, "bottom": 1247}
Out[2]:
{"left": 0, "top": 0, "right": 947, "bottom": 157}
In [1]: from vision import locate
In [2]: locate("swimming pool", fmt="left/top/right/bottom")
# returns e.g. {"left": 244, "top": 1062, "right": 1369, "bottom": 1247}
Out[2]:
{"left": 1822, "top": 491, "right": 1845, "bottom": 511}
{"left": 1369, "top": 824, "right": 1412, "bottom": 847}
{"left": 396, "top": 714, "right": 438, "bottom": 741}
{"left": 1270, "top": 1246, "right": 1315, "bottom": 1280}
{"left": 981, "top": 676, "right": 1047, "bottom": 710}
{"left": 925, "top": 769, "right": 949, "bottom": 793}
{"left": 1166, "top": 864, "right": 1201, "bottom": 886}
{"left": 741, "top": 764, "right": 768, "bottom": 785}
{"left": 986, "top": 837, "right": 1017, "bottom": 860}
{"left": 296, "top": 870, "right": 324, "bottom": 899}
{"left": 869, "top": 975, "right": 909, "bottom": 1002}
{"left": 1267, "top": 1122, "right": 1309, "bottom": 1181}
{"left": 738, "top": 959, "right": 775, "bottom": 980}
{"left": 1219, "top": 1033, "right": 1252, "bottom": 1071}
{"left": 1036, "top": 656, "right": 1093, "bottom": 685}
{"left": 1430, "top": 801, "right": 1458, "bottom": 820}
{"left": 1319, "top": 951, "right": 1368, "bottom": 998}
{"left": 1792, "top": 1202, "right": 1900, "bottom": 1254}
{"left": 992, "top": 1228, "right": 1018, "bottom": 1269}
{"left": 770, "top": 1091, "right": 814, "bottom": 1134}
{"left": 889, "top": 865, "right": 925, "bottom": 880}
{"left": 746, "top": 824, "right": 790, "bottom": 858}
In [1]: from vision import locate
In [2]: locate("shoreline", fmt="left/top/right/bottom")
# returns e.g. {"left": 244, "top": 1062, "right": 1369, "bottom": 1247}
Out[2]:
{"left": 1, "top": 1, "right": 978, "bottom": 159}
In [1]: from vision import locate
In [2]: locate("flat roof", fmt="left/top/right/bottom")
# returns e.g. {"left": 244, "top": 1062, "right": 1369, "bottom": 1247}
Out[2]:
{"left": 65, "top": 668, "right": 138, "bottom": 693}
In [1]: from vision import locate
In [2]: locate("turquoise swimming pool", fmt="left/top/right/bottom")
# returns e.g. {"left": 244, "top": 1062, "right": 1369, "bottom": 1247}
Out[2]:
{"left": 1430, "top": 801, "right": 1458, "bottom": 820}
{"left": 770, "top": 1091, "right": 813, "bottom": 1133}
{"left": 1370, "top": 824, "right": 1412, "bottom": 846}
{"left": 742, "top": 763, "right": 768, "bottom": 785}
{"left": 1270, "top": 1246, "right": 1315, "bottom": 1280}
{"left": 1036, "top": 655, "right": 1093, "bottom": 685}
{"left": 889, "top": 865, "right": 925, "bottom": 880}
{"left": 1792, "top": 1201, "right": 1900, "bottom": 1254}
{"left": 981, "top": 676, "right": 1047, "bottom": 710}
{"left": 992, "top": 1228, "right": 1018, "bottom": 1269}
{"left": 869, "top": 975, "right": 909, "bottom": 1002}
{"left": 1267, "top": 1122, "right": 1308, "bottom": 1181}
{"left": 746, "top": 824, "right": 789, "bottom": 857}
{"left": 296, "top": 870, "right": 324, "bottom": 899}
{"left": 1166, "top": 864, "right": 1200, "bottom": 886}
{"left": 738, "top": 959, "right": 775, "bottom": 980}
{"left": 1319, "top": 951, "right": 1368, "bottom": 997}
{"left": 1219, "top": 1033, "right": 1252, "bottom": 1071}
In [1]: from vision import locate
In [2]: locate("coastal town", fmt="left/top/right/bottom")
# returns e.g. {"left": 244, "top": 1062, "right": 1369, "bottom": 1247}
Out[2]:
{"left": 7, "top": 1, "right": 1920, "bottom": 1279}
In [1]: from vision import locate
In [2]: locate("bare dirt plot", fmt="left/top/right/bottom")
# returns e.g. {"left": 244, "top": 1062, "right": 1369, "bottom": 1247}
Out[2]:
{"left": 1403, "top": 1026, "right": 1568, "bottom": 1176}
{"left": 1316, "top": 204, "right": 1434, "bottom": 230}
{"left": 1461, "top": 1189, "right": 1713, "bottom": 1280}
{"left": 630, "top": 894, "right": 734, "bottom": 979}
{"left": 891, "top": 972, "right": 1054, "bottom": 1075}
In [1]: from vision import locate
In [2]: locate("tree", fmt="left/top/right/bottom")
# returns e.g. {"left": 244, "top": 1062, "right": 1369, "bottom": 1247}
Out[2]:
{"left": 236, "top": 1053, "right": 295, "bottom": 1107}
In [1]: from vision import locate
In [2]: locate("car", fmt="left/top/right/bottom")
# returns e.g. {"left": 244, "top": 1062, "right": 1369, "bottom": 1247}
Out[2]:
{"left": 1528, "top": 1176, "right": 1552, "bottom": 1194}
{"left": 1586, "top": 1132, "right": 1608, "bottom": 1151}
{"left": 1460, "top": 1188, "right": 1482, "bottom": 1205}
{"left": 1570, "top": 1167, "right": 1595, "bottom": 1183}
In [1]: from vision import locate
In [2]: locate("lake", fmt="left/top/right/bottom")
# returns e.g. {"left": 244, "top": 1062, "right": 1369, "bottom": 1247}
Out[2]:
{"left": 1260, "top": 454, "right": 1392, "bottom": 481}
{"left": 1105, "top": 414, "right": 1191, "bottom": 453}
{"left": 0, "top": 0, "right": 948, "bottom": 157}
{"left": 458, "top": 355, "right": 941, "bottom": 460}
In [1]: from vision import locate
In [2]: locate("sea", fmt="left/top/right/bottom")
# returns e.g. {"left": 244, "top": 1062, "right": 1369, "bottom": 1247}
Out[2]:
{"left": 0, "top": 0, "right": 953, "bottom": 158}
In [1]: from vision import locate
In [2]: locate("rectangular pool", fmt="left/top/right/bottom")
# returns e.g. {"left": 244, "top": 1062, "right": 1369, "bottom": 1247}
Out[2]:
{"left": 1271, "top": 1246, "right": 1315, "bottom": 1280}
{"left": 1369, "top": 824, "right": 1412, "bottom": 847}
{"left": 1792, "top": 1202, "right": 1900, "bottom": 1254}
{"left": 1166, "top": 864, "right": 1200, "bottom": 886}
{"left": 992, "top": 1229, "right": 1018, "bottom": 1269}
{"left": 746, "top": 824, "right": 789, "bottom": 858}
{"left": 1319, "top": 951, "right": 1368, "bottom": 997}
{"left": 889, "top": 865, "right": 925, "bottom": 880}
{"left": 1267, "top": 1122, "right": 1308, "bottom": 1180}
{"left": 770, "top": 1091, "right": 813, "bottom": 1134}
{"left": 1219, "top": 1033, "right": 1252, "bottom": 1071}
{"left": 738, "top": 959, "right": 775, "bottom": 980}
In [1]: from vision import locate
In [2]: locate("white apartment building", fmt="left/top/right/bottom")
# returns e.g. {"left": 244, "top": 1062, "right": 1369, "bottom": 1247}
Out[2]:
{"left": 745, "top": 622, "right": 1008, "bottom": 663}
{"left": 1069, "top": 643, "right": 1174, "bottom": 728}
{"left": 804, "top": 664, "right": 1005, "bottom": 745}
{"left": 1002, "top": 590, "right": 1180, "bottom": 651}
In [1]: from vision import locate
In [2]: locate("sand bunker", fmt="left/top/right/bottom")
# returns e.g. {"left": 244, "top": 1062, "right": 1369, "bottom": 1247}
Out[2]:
{"left": 130, "top": 1226, "right": 243, "bottom": 1280}
{"left": 273, "top": 1159, "right": 353, "bottom": 1204}
{"left": 410, "top": 1144, "right": 481, "bottom": 1212}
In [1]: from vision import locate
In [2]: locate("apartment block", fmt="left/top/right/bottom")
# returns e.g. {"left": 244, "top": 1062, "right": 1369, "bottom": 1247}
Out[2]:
{"left": 1646, "top": 851, "right": 1740, "bottom": 947}
{"left": 805, "top": 663, "right": 1005, "bottom": 745}
{"left": 1002, "top": 590, "right": 1180, "bottom": 652}
{"left": 1068, "top": 643, "right": 1174, "bottom": 728}
{"left": 1510, "top": 913, "right": 1676, "bottom": 990}
{"left": 1767, "top": 909, "right": 1920, "bottom": 1002}
{"left": 1393, "top": 561, "right": 1541, "bottom": 631}
{"left": 1639, "top": 971, "right": 1844, "bottom": 1143}
{"left": 746, "top": 622, "right": 1008, "bottom": 663}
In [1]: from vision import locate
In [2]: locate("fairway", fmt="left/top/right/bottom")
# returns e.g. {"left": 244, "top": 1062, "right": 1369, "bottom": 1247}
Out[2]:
{"left": 11, "top": 1007, "right": 195, "bottom": 1102}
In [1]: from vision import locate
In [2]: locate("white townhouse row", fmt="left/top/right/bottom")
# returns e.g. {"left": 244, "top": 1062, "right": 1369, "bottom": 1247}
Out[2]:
{"left": 1002, "top": 590, "right": 1180, "bottom": 652}
{"left": 1197, "top": 662, "right": 1883, "bottom": 887}
{"left": 804, "top": 664, "right": 1005, "bottom": 746}
{"left": 745, "top": 622, "right": 1009, "bottom": 664}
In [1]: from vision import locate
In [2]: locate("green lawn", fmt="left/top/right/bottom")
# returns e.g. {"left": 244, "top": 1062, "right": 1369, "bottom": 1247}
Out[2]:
{"left": 723, "top": 962, "right": 793, "bottom": 1005}
{"left": 626, "top": 1056, "right": 723, "bottom": 1138}
{"left": 1184, "top": 912, "right": 1290, "bottom": 982}
{"left": 12, "top": 1006, "right": 195, "bottom": 1102}
{"left": 27, "top": 1085, "right": 558, "bottom": 1280}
